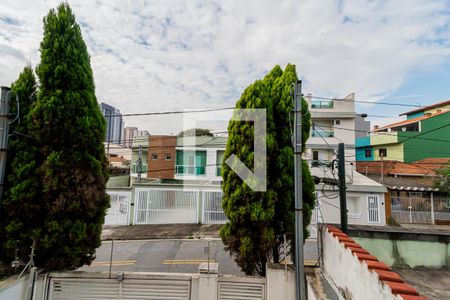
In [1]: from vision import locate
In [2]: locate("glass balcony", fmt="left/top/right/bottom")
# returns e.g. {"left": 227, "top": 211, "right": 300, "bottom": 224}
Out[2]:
{"left": 312, "top": 129, "right": 334, "bottom": 137}
{"left": 176, "top": 165, "right": 206, "bottom": 175}
{"left": 311, "top": 100, "right": 334, "bottom": 109}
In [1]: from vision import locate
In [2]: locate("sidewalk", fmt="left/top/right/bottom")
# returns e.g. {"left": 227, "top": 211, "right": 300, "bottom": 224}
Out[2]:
{"left": 101, "top": 224, "right": 223, "bottom": 240}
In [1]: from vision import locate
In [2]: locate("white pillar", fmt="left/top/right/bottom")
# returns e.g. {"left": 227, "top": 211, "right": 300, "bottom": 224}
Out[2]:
{"left": 431, "top": 192, "right": 435, "bottom": 225}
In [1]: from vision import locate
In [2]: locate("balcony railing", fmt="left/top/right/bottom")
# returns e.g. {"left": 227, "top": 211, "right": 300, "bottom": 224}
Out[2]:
{"left": 176, "top": 165, "right": 206, "bottom": 175}
{"left": 311, "top": 100, "right": 334, "bottom": 109}
{"left": 311, "top": 160, "right": 332, "bottom": 168}
{"left": 312, "top": 129, "right": 334, "bottom": 137}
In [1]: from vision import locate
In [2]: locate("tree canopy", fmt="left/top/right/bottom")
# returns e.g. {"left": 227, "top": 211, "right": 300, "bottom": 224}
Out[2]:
{"left": 220, "top": 64, "right": 315, "bottom": 276}
{"left": 0, "top": 3, "right": 109, "bottom": 270}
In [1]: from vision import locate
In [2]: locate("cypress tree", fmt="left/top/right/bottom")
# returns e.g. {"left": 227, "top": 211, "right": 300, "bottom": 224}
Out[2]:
{"left": 221, "top": 64, "right": 315, "bottom": 276}
{"left": 0, "top": 65, "right": 38, "bottom": 265}
{"left": 0, "top": 3, "right": 109, "bottom": 270}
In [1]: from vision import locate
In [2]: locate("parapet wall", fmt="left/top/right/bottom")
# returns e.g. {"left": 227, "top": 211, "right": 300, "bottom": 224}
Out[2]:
{"left": 322, "top": 225, "right": 427, "bottom": 300}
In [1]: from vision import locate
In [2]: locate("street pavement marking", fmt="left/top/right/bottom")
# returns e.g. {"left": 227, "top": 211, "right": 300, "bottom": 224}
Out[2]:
{"left": 162, "top": 259, "right": 216, "bottom": 265}
{"left": 91, "top": 260, "right": 136, "bottom": 266}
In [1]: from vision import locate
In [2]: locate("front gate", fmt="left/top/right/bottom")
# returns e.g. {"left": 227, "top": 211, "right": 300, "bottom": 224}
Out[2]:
{"left": 47, "top": 276, "right": 191, "bottom": 300}
{"left": 134, "top": 188, "right": 199, "bottom": 224}
{"left": 202, "top": 191, "right": 227, "bottom": 224}
{"left": 104, "top": 191, "right": 131, "bottom": 226}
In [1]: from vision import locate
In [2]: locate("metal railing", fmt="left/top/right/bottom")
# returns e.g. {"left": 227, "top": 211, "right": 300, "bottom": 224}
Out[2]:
{"left": 312, "top": 129, "right": 334, "bottom": 137}
{"left": 391, "top": 195, "right": 450, "bottom": 224}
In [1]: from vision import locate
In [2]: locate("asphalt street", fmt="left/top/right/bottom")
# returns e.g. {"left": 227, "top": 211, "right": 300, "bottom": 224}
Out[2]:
{"left": 79, "top": 239, "right": 319, "bottom": 275}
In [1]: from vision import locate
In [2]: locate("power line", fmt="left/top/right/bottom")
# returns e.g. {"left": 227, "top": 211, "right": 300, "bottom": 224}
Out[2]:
{"left": 106, "top": 107, "right": 235, "bottom": 118}
{"left": 307, "top": 95, "right": 423, "bottom": 108}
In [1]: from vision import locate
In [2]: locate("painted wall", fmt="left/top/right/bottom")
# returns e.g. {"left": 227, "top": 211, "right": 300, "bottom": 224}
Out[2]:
{"left": 316, "top": 191, "right": 386, "bottom": 226}
{"left": 0, "top": 275, "right": 28, "bottom": 300}
{"left": 373, "top": 143, "right": 404, "bottom": 161}
{"left": 406, "top": 111, "right": 424, "bottom": 120}
{"left": 322, "top": 228, "right": 398, "bottom": 300}
{"left": 403, "top": 111, "right": 450, "bottom": 162}
{"left": 355, "top": 237, "right": 450, "bottom": 268}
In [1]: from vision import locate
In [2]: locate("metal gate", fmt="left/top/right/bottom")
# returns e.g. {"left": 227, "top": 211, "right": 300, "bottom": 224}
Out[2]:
{"left": 391, "top": 196, "right": 432, "bottom": 224}
{"left": 202, "top": 191, "right": 227, "bottom": 224}
{"left": 134, "top": 188, "right": 199, "bottom": 224}
{"left": 367, "top": 195, "right": 380, "bottom": 223}
{"left": 105, "top": 191, "right": 131, "bottom": 226}
{"left": 48, "top": 277, "right": 191, "bottom": 300}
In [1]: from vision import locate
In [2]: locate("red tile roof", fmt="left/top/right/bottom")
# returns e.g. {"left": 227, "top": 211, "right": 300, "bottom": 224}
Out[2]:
{"left": 326, "top": 225, "right": 428, "bottom": 300}
{"left": 399, "top": 99, "right": 450, "bottom": 116}
{"left": 374, "top": 110, "right": 449, "bottom": 132}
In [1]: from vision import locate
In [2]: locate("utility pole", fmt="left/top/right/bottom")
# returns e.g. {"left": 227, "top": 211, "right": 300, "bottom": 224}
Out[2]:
{"left": 0, "top": 87, "right": 11, "bottom": 203}
{"left": 293, "top": 80, "right": 305, "bottom": 300}
{"left": 107, "top": 112, "right": 112, "bottom": 155}
{"left": 337, "top": 143, "right": 348, "bottom": 234}
{"left": 137, "top": 144, "right": 142, "bottom": 183}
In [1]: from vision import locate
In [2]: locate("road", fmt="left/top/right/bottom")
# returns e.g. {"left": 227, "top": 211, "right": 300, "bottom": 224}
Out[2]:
{"left": 79, "top": 239, "right": 319, "bottom": 275}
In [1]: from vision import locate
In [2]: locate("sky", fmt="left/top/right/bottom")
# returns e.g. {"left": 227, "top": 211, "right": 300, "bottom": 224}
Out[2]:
{"left": 1, "top": 0, "right": 450, "bottom": 134}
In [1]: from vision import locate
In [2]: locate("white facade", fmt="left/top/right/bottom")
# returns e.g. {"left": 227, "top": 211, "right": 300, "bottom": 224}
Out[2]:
{"left": 304, "top": 93, "right": 356, "bottom": 166}
{"left": 174, "top": 136, "right": 226, "bottom": 182}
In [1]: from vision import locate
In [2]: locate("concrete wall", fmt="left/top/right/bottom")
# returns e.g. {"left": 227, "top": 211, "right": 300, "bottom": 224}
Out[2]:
{"left": 266, "top": 264, "right": 295, "bottom": 300}
{"left": 322, "top": 227, "right": 399, "bottom": 300}
{"left": 355, "top": 236, "right": 450, "bottom": 268}
{"left": 0, "top": 275, "right": 28, "bottom": 300}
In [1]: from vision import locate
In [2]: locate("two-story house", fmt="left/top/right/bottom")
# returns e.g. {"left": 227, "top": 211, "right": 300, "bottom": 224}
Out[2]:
{"left": 174, "top": 135, "right": 226, "bottom": 181}
{"left": 356, "top": 100, "right": 450, "bottom": 163}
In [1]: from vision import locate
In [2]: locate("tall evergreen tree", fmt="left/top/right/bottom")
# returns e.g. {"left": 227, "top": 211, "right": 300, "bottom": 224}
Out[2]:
{"left": 221, "top": 64, "right": 315, "bottom": 276}
{"left": 0, "top": 65, "right": 38, "bottom": 265}
{"left": 1, "top": 3, "right": 109, "bottom": 270}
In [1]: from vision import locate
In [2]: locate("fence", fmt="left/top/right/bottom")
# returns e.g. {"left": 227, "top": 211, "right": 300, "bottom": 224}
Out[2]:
{"left": 104, "top": 191, "right": 132, "bottom": 226}
{"left": 391, "top": 195, "right": 450, "bottom": 224}
{"left": 105, "top": 187, "right": 227, "bottom": 225}
{"left": 32, "top": 270, "right": 272, "bottom": 300}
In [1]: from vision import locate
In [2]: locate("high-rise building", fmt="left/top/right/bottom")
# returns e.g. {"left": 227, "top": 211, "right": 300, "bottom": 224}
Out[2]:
{"left": 101, "top": 102, "right": 124, "bottom": 145}
{"left": 123, "top": 127, "right": 138, "bottom": 148}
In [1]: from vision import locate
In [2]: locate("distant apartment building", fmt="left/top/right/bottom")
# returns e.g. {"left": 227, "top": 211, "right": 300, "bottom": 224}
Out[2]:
{"left": 147, "top": 135, "right": 177, "bottom": 179}
{"left": 137, "top": 130, "right": 150, "bottom": 136}
{"left": 356, "top": 100, "right": 450, "bottom": 163}
{"left": 101, "top": 102, "right": 124, "bottom": 144}
{"left": 304, "top": 93, "right": 357, "bottom": 167}
{"left": 123, "top": 127, "right": 138, "bottom": 148}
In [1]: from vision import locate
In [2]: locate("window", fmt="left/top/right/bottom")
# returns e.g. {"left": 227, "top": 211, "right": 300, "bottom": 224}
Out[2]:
{"left": 335, "top": 120, "right": 341, "bottom": 125}
{"left": 364, "top": 149, "right": 372, "bottom": 158}
{"left": 379, "top": 148, "right": 387, "bottom": 158}
{"left": 164, "top": 154, "right": 172, "bottom": 161}
{"left": 152, "top": 153, "right": 158, "bottom": 160}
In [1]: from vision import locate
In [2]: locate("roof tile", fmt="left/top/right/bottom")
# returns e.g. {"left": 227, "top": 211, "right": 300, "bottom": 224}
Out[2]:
{"left": 384, "top": 281, "right": 419, "bottom": 296}
{"left": 371, "top": 269, "right": 404, "bottom": 283}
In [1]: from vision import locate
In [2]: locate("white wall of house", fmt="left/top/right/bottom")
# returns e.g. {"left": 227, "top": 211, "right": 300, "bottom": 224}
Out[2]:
{"left": 174, "top": 147, "right": 224, "bottom": 181}
{"left": 314, "top": 190, "right": 386, "bottom": 227}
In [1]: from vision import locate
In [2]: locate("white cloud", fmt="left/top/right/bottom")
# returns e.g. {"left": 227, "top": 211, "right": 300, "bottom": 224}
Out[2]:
{"left": 0, "top": 0, "right": 449, "bottom": 134}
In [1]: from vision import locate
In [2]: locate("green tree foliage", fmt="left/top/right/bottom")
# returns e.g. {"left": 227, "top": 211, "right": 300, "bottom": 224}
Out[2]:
{"left": 0, "top": 65, "right": 38, "bottom": 266}
{"left": 434, "top": 163, "right": 450, "bottom": 194}
{"left": 1, "top": 3, "right": 109, "bottom": 270}
{"left": 221, "top": 64, "right": 315, "bottom": 276}
{"left": 177, "top": 128, "right": 214, "bottom": 137}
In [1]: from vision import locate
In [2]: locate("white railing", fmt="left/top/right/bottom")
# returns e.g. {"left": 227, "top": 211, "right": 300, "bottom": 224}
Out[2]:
{"left": 134, "top": 188, "right": 199, "bottom": 224}
{"left": 105, "top": 191, "right": 131, "bottom": 225}
{"left": 202, "top": 191, "right": 227, "bottom": 224}
{"left": 391, "top": 195, "right": 450, "bottom": 224}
